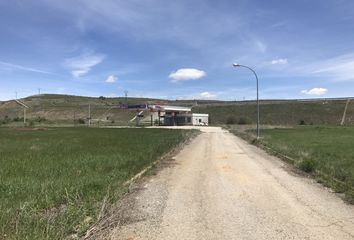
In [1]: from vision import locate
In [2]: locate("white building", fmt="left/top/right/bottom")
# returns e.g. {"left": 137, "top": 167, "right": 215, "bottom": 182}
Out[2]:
{"left": 127, "top": 104, "right": 209, "bottom": 126}
{"left": 191, "top": 113, "right": 209, "bottom": 126}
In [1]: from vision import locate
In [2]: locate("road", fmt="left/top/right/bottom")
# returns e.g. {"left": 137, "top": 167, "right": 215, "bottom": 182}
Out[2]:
{"left": 108, "top": 127, "right": 354, "bottom": 240}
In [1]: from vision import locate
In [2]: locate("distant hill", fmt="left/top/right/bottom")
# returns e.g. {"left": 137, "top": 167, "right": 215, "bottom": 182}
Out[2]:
{"left": 0, "top": 94, "right": 353, "bottom": 126}
{"left": 0, "top": 94, "right": 165, "bottom": 126}
{"left": 193, "top": 98, "right": 354, "bottom": 126}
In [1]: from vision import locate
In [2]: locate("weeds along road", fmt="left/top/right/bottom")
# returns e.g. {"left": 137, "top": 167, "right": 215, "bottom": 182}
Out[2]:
{"left": 107, "top": 127, "right": 354, "bottom": 240}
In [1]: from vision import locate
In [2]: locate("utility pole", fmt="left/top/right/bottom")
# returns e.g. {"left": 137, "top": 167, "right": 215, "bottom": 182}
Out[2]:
{"left": 15, "top": 92, "right": 18, "bottom": 99}
{"left": 38, "top": 88, "right": 41, "bottom": 95}
{"left": 124, "top": 90, "right": 128, "bottom": 105}
{"left": 73, "top": 109, "right": 76, "bottom": 126}
{"left": 24, "top": 108, "right": 26, "bottom": 125}
{"left": 88, "top": 104, "right": 91, "bottom": 127}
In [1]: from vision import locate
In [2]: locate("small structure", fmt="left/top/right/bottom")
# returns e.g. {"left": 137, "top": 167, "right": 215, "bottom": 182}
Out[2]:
{"left": 125, "top": 104, "right": 208, "bottom": 126}
{"left": 164, "top": 113, "right": 208, "bottom": 126}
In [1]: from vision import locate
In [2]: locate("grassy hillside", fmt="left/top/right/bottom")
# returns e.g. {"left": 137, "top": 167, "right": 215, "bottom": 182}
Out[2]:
{"left": 0, "top": 94, "right": 168, "bottom": 126}
{"left": 1, "top": 94, "right": 354, "bottom": 126}
{"left": 194, "top": 99, "right": 354, "bottom": 126}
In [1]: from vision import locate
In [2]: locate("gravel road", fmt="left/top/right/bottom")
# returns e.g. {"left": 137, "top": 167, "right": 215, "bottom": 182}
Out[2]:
{"left": 109, "top": 127, "right": 354, "bottom": 240}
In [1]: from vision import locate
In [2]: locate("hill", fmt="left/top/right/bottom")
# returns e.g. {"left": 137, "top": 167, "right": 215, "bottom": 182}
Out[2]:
{"left": 0, "top": 94, "right": 165, "bottom": 126}
{"left": 193, "top": 99, "right": 354, "bottom": 126}
{"left": 1, "top": 94, "right": 353, "bottom": 126}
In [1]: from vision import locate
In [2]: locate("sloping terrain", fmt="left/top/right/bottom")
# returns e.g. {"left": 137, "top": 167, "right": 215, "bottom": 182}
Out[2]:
{"left": 1, "top": 95, "right": 354, "bottom": 126}
{"left": 0, "top": 95, "right": 163, "bottom": 125}
{"left": 193, "top": 99, "right": 354, "bottom": 125}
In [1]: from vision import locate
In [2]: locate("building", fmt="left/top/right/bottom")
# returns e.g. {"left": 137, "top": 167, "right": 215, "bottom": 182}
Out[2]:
{"left": 125, "top": 104, "right": 209, "bottom": 126}
{"left": 164, "top": 113, "right": 208, "bottom": 126}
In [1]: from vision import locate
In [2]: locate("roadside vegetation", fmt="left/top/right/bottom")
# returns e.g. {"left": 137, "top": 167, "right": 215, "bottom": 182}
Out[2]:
{"left": 0, "top": 127, "right": 195, "bottom": 239}
{"left": 229, "top": 125, "right": 354, "bottom": 203}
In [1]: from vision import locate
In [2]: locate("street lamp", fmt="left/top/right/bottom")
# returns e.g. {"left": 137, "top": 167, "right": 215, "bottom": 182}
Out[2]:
{"left": 233, "top": 63, "right": 260, "bottom": 139}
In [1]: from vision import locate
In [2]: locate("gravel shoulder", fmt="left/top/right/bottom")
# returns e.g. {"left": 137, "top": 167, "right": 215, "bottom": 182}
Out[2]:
{"left": 92, "top": 126, "right": 354, "bottom": 240}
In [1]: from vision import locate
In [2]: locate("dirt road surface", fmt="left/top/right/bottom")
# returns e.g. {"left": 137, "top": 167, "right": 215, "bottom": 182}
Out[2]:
{"left": 108, "top": 127, "right": 354, "bottom": 240}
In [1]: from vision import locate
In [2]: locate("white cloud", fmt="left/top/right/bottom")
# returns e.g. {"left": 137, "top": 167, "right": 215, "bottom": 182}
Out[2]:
{"left": 169, "top": 68, "right": 206, "bottom": 82}
{"left": 301, "top": 88, "right": 328, "bottom": 96}
{"left": 105, "top": 75, "right": 118, "bottom": 83}
{"left": 64, "top": 51, "right": 105, "bottom": 77}
{"left": 199, "top": 91, "right": 217, "bottom": 99}
{"left": 271, "top": 58, "right": 288, "bottom": 65}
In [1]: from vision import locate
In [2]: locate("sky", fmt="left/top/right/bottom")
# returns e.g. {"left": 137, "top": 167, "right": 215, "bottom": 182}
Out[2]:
{"left": 1, "top": 0, "right": 354, "bottom": 101}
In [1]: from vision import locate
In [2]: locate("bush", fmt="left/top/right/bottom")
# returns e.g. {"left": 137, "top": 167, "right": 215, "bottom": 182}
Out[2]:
{"left": 35, "top": 116, "right": 46, "bottom": 122}
{"left": 28, "top": 120, "right": 35, "bottom": 127}
{"left": 99, "top": 96, "right": 106, "bottom": 100}
{"left": 2, "top": 116, "right": 11, "bottom": 124}
{"left": 238, "top": 117, "right": 251, "bottom": 125}
{"left": 226, "top": 116, "right": 236, "bottom": 124}
{"left": 298, "top": 159, "right": 316, "bottom": 173}
{"left": 77, "top": 118, "right": 85, "bottom": 124}
{"left": 299, "top": 119, "right": 306, "bottom": 125}
{"left": 13, "top": 117, "right": 21, "bottom": 122}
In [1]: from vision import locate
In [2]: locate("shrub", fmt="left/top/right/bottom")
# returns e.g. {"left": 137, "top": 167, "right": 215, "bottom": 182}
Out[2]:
{"left": 77, "top": 118, "right": 85, "bottom": 124}
{"left": 98, "top": 96, "right": 106, "bottom": 100}
{"left": 299, "top": 119, "right": 306, "bottom": 125}
{"left": 238, "top": 117, "right": 251, "bottom": 125}
{"left": 2, "top": 116, "right": 11, "bottom": 124}
{"left": 226, "top": 116, "right": 236, "bottom": 124}
{"left": 28, "top": 120, "right": 35, "bottom": 127}
{"left": 298, "top": 159, "right": 316, "bottom": 173}
{"left": 13, "top": 117, "right": 21, "bottom": 122}
{"left": 35, "top": 116, "right": 46, "bottom": 122}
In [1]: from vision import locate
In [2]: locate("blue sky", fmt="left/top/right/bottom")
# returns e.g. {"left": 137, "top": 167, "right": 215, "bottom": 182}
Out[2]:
{"left": 1, "top": 0, "right": 354, "bottom": 101}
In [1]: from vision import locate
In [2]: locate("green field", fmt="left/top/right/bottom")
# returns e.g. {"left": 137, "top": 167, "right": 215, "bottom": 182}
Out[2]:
{"left": 194, "top": 99, "right": 354, "bottom": 126}
{"left": 0, "top": 127, "right": 194, "bottom": 239}
{"left": 241, "top": 126, "right": 354, "bottom": 202}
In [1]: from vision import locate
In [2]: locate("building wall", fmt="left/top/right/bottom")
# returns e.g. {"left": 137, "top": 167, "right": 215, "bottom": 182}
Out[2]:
{"left": 163, "top": 113, "right": 208, "bottom": 126}
{"left": 192, "top": 114, "right": 208, "bottom": 126}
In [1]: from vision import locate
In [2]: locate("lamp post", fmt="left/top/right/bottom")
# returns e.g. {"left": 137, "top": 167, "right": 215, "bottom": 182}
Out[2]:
{"left": 233, "top": 63, "right": 260, "bottom": 139}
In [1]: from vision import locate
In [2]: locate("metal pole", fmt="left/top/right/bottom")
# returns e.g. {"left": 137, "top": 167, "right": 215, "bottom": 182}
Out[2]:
{"left": 88, "top": 104, "right": 91, "bottom": 127}
{"left": 24, "top": 108, "right": 26, "bottom": 126}
{"left": 233, "top": 64, "right": 260, "bottom": 139}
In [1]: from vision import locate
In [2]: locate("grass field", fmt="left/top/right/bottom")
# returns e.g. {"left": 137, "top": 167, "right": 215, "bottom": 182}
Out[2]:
{"left": 0, "top": 127, "right": 194, "bottom": 239}
{"left": 194, "top": 99, "right": 354, "bottom": 126}
{"left": 234, "top": 126, "right": 354, "bottom": 202}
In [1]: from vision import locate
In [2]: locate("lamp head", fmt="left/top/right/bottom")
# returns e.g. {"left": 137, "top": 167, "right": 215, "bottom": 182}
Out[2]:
{"left": 233, "top": 63, "right": 241, "bottom": 67}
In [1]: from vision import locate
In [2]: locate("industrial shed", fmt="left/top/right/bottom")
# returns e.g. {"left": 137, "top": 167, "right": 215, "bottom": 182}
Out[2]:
{"left": 126, "top": 104, "right": 209, "bottom": 126}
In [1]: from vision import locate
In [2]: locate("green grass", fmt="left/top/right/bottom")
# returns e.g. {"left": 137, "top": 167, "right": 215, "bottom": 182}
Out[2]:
{"left": 194, "top": 99, "right": 354, "bottom": 125}
{"left": 0, "top": 127, "right": 194, "bottom": 239}
{"left": 254, "top": 126, "right": 354, "bottom": 202}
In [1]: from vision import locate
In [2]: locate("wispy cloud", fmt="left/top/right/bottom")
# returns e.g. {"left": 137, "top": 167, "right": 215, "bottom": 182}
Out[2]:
{"left": 255, "top": 40, "right": 267, "bottom": 53}
{"left": 270, "top": 58, "right": 288, "bottom": 65}
{"left": 310, "top": 54, "right": 354, "bottom": 81}
{"left": 0, "top": 61, "right": 53, "bottom": 74}
{"left": 301, "top": 88, "right": 328, "bottom": 96}
{"left": 293, "top": 53, "right": 354, "bottom": 81}
{"left": 64, "top": 51, "right": 105, "bottom": 77}
{"left": 169, "top": 68, "right": 206, "bottom": 82}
